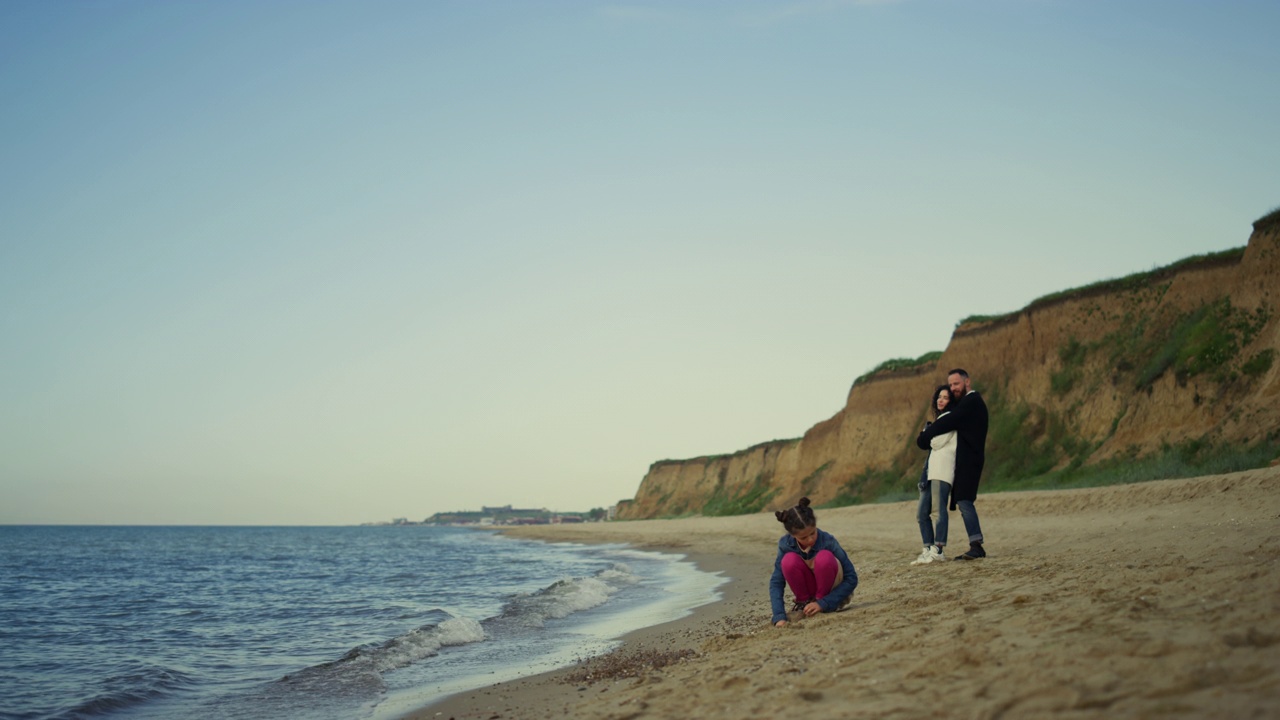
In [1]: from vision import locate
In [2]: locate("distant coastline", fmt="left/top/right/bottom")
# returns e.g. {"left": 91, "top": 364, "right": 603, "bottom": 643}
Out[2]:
{"left": 362, "top": 503, "right": 612, "bottom": 527}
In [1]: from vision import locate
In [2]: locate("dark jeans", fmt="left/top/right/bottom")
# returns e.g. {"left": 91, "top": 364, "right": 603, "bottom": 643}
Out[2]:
{"left": 957, "top": 499, "right": 984, "bottom": 544}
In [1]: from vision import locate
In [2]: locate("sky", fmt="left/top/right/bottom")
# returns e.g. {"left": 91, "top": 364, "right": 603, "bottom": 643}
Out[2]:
{"left": 2, "top": 1, "right": 1278, "bottom": 525}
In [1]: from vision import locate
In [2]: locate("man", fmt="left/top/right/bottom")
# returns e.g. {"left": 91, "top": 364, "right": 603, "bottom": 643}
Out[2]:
{"left": 916, "top": 368, "right": 988, "bottom": 560}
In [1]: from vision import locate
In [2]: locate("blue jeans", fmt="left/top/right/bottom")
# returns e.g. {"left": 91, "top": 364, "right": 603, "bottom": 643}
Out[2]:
{"left": 916, "top": 480, "right": 950, "bottom": 547}
{"left": 957, "top": 499, "right": 984, "bottom": 544}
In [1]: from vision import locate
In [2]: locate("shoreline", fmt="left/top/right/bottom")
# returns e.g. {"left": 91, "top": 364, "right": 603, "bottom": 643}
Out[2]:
{"left": 410, "top": 465, "right": 1280, "bottom": 719}
{"left": 408, "top": 547, "right": 770, "bottom": 720}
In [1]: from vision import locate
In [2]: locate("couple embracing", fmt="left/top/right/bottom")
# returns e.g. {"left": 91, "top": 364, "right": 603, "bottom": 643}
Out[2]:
{"left": 912, "top": 368, "right": 989, "bottom": 564}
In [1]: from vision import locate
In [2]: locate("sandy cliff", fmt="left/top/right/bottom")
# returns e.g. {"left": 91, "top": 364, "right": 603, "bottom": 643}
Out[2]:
{"left": 619, "top": 211, "right": 1280, "bottom": 519}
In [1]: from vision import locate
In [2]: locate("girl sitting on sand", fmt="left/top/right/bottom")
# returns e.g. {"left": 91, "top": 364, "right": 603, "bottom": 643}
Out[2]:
{"left": 769, "top": 497, "right": 858, "bottom": 627}
{"left": 912, "top": 384, "right": 957, "bottom": 565}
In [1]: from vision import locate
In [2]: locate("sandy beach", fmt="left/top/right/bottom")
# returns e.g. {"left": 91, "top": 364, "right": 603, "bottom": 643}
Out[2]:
{"left": 413, "top": 465, "right": 1280, "bottom": 719}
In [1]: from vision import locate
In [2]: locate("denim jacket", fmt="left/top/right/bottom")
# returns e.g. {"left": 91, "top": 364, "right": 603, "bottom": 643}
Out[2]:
{"left": 769, "top": 528, "right": 859, "bottom": 624}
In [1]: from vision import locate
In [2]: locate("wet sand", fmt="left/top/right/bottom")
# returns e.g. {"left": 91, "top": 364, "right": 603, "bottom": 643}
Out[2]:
{"left": 410, "top": 465, "right": 1280, "bottom": 719}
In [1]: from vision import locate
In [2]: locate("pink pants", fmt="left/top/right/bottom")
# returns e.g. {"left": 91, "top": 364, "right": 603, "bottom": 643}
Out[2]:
{"left": 781, "top": 550, "right": 841, "bottom": 603}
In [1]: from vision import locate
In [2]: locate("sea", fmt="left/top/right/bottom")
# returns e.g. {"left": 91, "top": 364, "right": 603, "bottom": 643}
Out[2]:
{"left": 0, "top": 525, "right": 726, "bottom": 720}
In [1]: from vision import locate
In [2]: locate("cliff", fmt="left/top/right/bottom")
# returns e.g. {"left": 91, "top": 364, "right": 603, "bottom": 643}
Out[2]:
{"left": 618, "top": 210, "right": 1280, "bottom": 519}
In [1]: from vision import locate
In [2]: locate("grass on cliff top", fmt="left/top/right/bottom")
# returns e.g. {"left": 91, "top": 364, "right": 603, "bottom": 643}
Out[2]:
{"left": 956, "top": 246, "right": 1246, "bottom": 328}
{"left": 650, "top": 437, "right": 801, "bottom": 467}
{"left": 852, "top": 350, "right": 943, "bottom": 386}
{"left": 1254, "top": 204, "right": 1280, "bottom": 231}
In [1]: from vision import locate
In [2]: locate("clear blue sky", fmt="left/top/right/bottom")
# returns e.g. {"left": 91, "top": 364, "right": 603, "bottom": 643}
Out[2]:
{"left": 2, "top": 1, "right": 1277, "bottom": 525}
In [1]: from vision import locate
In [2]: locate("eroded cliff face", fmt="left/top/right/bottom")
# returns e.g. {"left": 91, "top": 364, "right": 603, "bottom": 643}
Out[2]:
{"left": 618, "top": 217, "right": 1280, "bottom": 520}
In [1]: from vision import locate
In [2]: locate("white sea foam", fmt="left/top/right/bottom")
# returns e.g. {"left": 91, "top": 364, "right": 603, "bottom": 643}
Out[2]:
{"left": 597, "top": 562, "right": 641, "bottom": 585}
{"left": 370, "top": 545, "right": 727, "bottom": 720}
{"left": 497, "top": 571, "right": 627, "bottom": 627}
{"left": 369, "top": 616, "right": 487, "bottom": 673}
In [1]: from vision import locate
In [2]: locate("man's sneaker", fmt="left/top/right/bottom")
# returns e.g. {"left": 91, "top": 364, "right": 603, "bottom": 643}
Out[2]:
{"left": 956, "top": 543, "right": 986, "bottom": 560}
{"left": 909, "top": 546, "right": 931, "bottom": 565}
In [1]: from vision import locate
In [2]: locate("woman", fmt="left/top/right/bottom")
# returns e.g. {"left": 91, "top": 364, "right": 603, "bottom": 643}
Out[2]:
{"left": 912, "top": 385, "right": 956, "bottom": 564}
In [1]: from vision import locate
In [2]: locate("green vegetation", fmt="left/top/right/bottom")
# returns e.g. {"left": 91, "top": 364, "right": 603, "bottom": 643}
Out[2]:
{"left": 956, "top": 247, "right": 1245, "bottom": 328}
{"left": 799, "top": 461, "right": 833, "bottom": 496}
{"left": 1130, "top": 298, "right": 1270, "bottom": 389}
{"left": 873, "top": 486, "right": 920, "bottom": 504}
{"left": 652, "top": 437, "right": 800, "bottom": 467}
{"left": 1050, "top": 337, "right": 1086, "bottom": 395}
{"left": 986, "top": 433, "right": 1280, "bottom": 493}
{"left": 814, "top": 427, "right": 1279, "bottom": 511}
{"left": 1242, "top": 349, "right": 1275, "bottom": 378}
{"left": 955, "top": 312, "right": 1008, "bottom": 326}
{"left": 1036, "top": 294, "right": 1271, "bottom": 394}
{"left": 701, "top": 474, "right": 779, "bottom": 517}
{"left": 820, "top": 465, "right": 909, "bottom": 508}
{"left": 979, "top": 389, "right": 1096, "bottom": 488}
{"left": 1255, "top": 205, "right": 1280, "bottom": 230}
{"left": 853, "top": 350, "right": 943, "bottom": 386}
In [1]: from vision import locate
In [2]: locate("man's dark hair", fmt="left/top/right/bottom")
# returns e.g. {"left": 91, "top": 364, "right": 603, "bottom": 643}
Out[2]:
{"left": 947, "top": 368, "right": 970, "bottom": 379}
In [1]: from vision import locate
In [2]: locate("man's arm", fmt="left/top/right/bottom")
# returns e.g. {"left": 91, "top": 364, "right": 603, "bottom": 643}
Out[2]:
{"left": 917, "top": 394, "right": 974, "bottom": 446}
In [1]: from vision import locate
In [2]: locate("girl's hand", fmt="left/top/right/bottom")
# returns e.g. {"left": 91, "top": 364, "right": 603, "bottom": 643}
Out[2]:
{"left": 774, "top": 619, "right": 788, "bottom": 627}
{"left": 802, "top": 601, "right": 821, "bottom": 617}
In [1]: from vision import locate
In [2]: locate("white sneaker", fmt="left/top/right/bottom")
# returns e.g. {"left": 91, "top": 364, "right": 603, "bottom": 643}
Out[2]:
{"left": 912, "top": 546, "right": 944, "bottom": 565}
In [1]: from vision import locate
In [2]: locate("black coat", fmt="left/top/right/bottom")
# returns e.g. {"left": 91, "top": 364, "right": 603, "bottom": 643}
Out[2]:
{"left": 917, "top": 390, "right": 988, "bottom": 509}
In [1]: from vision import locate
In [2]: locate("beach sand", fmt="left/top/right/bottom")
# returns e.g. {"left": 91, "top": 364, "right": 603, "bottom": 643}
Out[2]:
{"left": 411, "top": 465, "right": 1280, "bottom": 719}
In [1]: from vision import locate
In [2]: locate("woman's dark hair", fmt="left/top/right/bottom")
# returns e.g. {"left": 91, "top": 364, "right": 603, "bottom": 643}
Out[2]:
{"left": 931, "top": 384, "right": 953, "bottom": 418}
{"left": 775, "top": 497, "right": 816, "bottom": 533}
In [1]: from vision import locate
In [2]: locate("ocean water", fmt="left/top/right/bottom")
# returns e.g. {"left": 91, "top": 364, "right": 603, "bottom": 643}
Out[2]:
{"left": 0, "top": 525, "right": 725, "bottom": 720}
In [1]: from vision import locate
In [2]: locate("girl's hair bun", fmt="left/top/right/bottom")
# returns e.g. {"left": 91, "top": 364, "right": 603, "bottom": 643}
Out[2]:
{"left": 776, "top": 498, "right": 817, "bottom": 533}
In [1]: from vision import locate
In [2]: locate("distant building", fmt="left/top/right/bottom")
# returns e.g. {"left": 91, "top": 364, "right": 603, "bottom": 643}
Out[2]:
{"left": 482, "top": 505, "right": 547, "bottom": 515}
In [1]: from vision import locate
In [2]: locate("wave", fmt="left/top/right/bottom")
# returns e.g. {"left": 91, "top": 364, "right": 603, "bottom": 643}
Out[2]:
{"left": 490, "top": 562, "right": 639, "bottom": 630}
{"left": 49, "top": 666, "right": 196, "bottom": 719}
{"left": 92, "top": 561, "right": 652, "bottom": 720}
{"left": 283, "top": 562, "right": 642, "bottom": 687}
{"left": 218, "top": 616, "right": 488, "bottom": 720}
{"left": 332, "top": 616, "right": 488, "bottom": 675}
